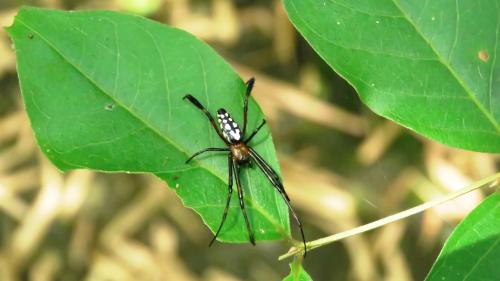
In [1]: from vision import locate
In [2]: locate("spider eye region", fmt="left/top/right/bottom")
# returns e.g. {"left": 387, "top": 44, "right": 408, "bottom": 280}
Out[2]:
{"left": 216, "top": 108, "right": 241, "bottom": 142}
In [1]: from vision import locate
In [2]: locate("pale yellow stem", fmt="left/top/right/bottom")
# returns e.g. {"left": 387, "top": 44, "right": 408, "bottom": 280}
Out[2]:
{"left": 279, "top": 172, "right": 500, "bottom": 260}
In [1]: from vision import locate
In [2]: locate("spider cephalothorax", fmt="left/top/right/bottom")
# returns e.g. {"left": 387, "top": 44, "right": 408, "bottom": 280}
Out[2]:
{"left": 183, "top": 77, "right": 306, "bottom": 256}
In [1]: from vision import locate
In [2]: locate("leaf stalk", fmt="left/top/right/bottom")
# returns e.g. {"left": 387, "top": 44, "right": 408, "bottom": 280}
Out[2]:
{"left": 279, "top": 172, "right": 500, "bottom": 260}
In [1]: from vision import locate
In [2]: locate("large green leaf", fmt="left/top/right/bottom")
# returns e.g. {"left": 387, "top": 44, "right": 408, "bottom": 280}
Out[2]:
{"left": 284, "top": 0, "right": 500, "bottom": 152}
{"left": 426, "top": 194, "right": 500, "bottom": 281}
{"left": 7, "top": 7, "right": 290, "bottom": 242}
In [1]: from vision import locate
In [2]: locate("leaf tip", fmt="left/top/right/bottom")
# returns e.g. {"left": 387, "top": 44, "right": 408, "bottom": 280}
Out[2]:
{"left": 3, "top": 6, "right": 31, "bottom": 36}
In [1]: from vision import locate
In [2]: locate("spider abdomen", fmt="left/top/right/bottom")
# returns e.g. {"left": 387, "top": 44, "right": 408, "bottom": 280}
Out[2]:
{"left": 217, "top": 108, "right": 241, "bottom": 143}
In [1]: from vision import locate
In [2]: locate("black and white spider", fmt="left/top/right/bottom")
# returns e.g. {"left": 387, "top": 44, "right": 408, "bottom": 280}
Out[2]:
{"left": 183, "top": 77, "right": 306, "bottom": 255}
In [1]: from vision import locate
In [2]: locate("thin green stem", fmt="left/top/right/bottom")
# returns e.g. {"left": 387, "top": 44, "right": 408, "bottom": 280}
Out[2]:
{"left": 279, "top": 172, "right": 500, "bottom": 260}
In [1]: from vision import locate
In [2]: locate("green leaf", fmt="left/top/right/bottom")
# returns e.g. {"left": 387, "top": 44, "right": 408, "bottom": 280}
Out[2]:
{"left": 283, "top": 260, "right": 313, "bottom": 281}
{"left": 425, "top": 194, "right": 500, "bottom": 281}
{"left": 7, "top": 6, "right": 290, "bottom": 242}
{"left": 284, "top": 0, "right": 500, "bottom": 152}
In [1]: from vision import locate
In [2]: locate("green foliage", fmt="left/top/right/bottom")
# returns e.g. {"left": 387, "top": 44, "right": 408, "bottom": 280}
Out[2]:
{"left": 283, "top": 260, "right": 313, "bottom": 281}
{"left": 7, "top": 6, "right": 290, "bottom": 243}
{"left": 426, "top": 194, "right": 500, "bottom": 281}
{"left": 284, "top": 0, "right": 500, "bottom": 152}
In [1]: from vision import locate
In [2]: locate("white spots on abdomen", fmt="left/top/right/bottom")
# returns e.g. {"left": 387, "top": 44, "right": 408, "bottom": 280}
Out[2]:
{"left": 217, "top": 108, "right": 241, "bottom": 142}
{"left": 230, "top": 129, "right": 241, "bottom": 140}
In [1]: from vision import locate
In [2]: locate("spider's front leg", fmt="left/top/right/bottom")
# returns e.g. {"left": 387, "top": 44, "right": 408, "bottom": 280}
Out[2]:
{"left": 244, "top": 119, "right": 266, "bottom": 143}
{"left": 183, "top": 94, "right": 229, "bottom": 145}
{"left": 242, "top": 77, "right": 255, "bottom": 135}
{"left": 186, "top": 147, "right": 229, "bottom": 163}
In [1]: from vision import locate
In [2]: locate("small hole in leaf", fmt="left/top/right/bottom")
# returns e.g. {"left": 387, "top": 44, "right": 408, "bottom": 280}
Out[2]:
{"left": 105, "top": 103, "right": 115, "bottom": 111}
{"left": 478, "top": 50, "right": 489, "bottom": 62}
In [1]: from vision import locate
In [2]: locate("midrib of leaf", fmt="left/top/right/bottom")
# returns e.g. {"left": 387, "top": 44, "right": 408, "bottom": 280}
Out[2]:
{"left": 15, "top": 17, "right": 287, "bottom": 237}
{"left": 292, "top": 267, "right": 302, "bottom": 281}
{"left": 391, "top": 0, "right": 500, "bottom": 132}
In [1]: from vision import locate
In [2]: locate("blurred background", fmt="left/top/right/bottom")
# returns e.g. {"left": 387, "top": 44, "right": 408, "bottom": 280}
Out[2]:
{"left": 0, "top": 0, "right": 498, "bottom": 280}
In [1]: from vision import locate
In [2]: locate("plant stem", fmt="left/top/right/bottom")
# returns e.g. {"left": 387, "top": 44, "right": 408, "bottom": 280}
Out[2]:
{"left": 279, "top": 172, "right": 500, "bottom": 260}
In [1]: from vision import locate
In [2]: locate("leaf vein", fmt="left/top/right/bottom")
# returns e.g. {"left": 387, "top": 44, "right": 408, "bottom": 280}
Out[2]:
{"left": 144, "top": 26, "right": 172, "bottom": 132}
{"left": 488, "top": 1, "right": 499, "bottom": 117}
{"left": 447, "top": 0, "right": 460, "bottom": 62}
{"left": 328, "top": 0, "right": 404, "bottom": 18}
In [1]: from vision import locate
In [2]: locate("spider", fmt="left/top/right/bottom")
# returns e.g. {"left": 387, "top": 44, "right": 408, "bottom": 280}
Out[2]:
{"left": 183, "top": 77, "right": 307, "bottom": 255}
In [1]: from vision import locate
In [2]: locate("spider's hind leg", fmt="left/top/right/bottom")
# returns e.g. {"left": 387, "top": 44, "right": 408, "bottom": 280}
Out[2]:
{"left": 248, "top": 147, "right": 307, "bottom": 256}
{"left": 232, "top": 159, "right": 256, "bottom": 245}
{"left": 209, "top": 154, "right": 234, "bottom": 246}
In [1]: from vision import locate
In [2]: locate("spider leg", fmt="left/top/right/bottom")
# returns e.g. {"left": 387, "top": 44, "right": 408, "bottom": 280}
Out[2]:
{"left": 232, "top": 159, "right": 256, "bottom": 245}
{"left": 183, "top": 94, "right": 229, "bottom": 145}
{"left": 248, "top": 147, "right": 307, "bottom": 256}
{"left": 244, "top": 119, "right": 266, "bottom": 143}
{"left": 248, "top": 147, "right": 287, "bottom": 197}
{"left": 242, "top": 77, "right": 255, "bottom": 136}
{"left": 186, "top": 147, "right": 230, "bottom": 164}
{"left": 209, "top": 154, "right": 234, "bottom": 246}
